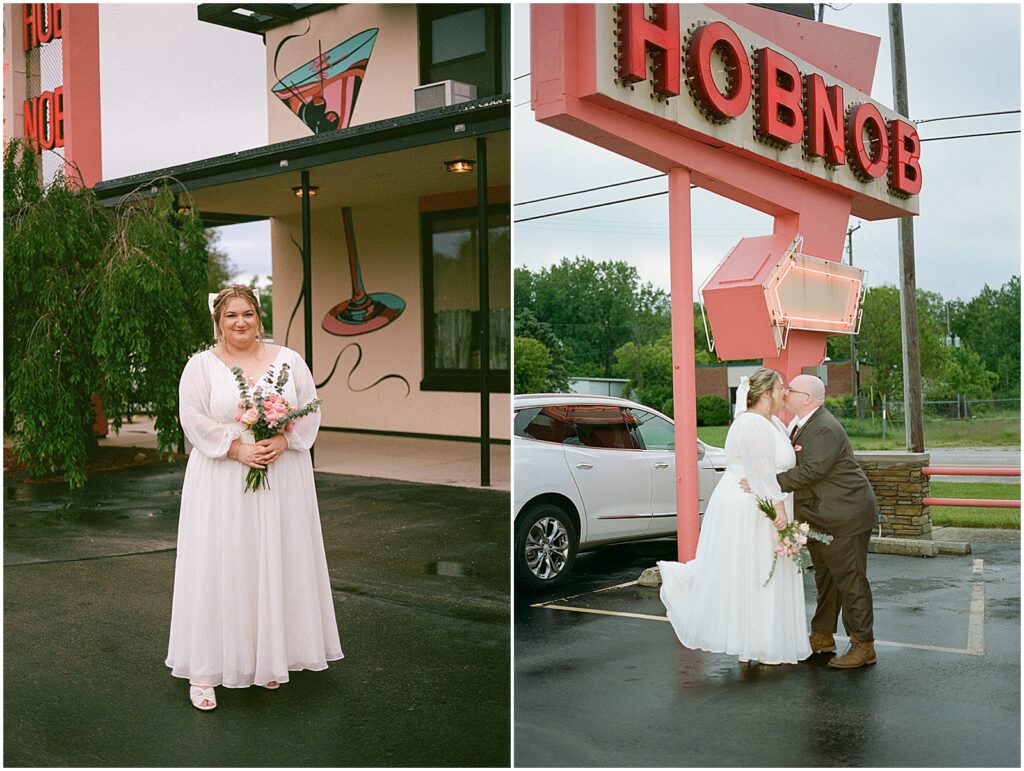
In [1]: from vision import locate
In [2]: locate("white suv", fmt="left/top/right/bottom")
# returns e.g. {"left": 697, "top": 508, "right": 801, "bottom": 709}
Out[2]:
{"left": 514, "top": 393, "right": 726, "bottom": 589}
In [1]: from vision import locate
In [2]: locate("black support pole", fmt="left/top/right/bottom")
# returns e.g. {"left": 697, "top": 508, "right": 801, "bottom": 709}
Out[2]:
{"left": 301, "top": 170, "right": 315, "bottom": 466}
{"left": 476, "top": 137, "right": 491, "bottom": 487}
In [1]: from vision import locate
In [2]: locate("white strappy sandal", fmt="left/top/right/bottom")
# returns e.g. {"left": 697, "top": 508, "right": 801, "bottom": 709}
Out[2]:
{"left": 189, "top": 685, "right": 217, "bottom": 711}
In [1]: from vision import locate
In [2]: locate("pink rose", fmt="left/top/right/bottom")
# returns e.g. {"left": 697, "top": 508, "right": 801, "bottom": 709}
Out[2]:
{"left": 234, "top": 412, "right": 243, "bottom": 422}
{"left": 773, "top": 544, "right": 785, "bottom": 555}
{"left": 797, "top": 534, "right": 808, "bottom": 545}
{"left": 241, "top": 407, "right": 259, "bottom": 425}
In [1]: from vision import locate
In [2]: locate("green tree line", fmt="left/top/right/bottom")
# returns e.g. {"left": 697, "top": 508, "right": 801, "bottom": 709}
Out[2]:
{"left": 515, "top": 257, "right": 1019, "bottom": 414}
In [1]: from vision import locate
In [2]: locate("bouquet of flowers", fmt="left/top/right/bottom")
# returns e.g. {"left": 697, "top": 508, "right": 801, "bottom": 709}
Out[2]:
{"left": 756, "top": 497, "right": 833, "bottom": 587}
{"left": 231, "top": 363, "right": 321, "bottom": 492}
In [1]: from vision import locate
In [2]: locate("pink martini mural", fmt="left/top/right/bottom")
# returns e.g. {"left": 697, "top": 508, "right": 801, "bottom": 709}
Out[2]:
{"left": 272, "top": 28, "right": 378, "bottom": 134}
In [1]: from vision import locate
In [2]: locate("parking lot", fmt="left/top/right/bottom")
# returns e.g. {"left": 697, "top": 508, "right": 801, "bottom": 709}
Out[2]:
{"left": 515, "top": 536, "right": 1020, "bottom": 768}
{"left": 5, "top": 463, "right": 510, "bottom": 767}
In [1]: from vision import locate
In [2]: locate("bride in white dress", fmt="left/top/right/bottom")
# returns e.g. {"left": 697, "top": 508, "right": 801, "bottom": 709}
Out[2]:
{"left": 166, "top": 285, "right": 343, "bottom": 710}
{"left": 658, "top": 367, "right": 811, "bottom": 665}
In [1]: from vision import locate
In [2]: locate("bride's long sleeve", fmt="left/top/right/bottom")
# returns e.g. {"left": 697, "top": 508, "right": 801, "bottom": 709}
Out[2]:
{"left": 738, "top": 418, "right": 787, "bottom": 503}
{"left": 179, "top": 354, "right": 243, "bottom": 459}
{"left": 284, "top": 351, "right": 321, "bottom": 452}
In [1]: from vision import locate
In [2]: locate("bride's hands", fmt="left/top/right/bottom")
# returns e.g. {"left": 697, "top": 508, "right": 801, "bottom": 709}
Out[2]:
{"left": 255, "top": 434, "right": 288, "bottom": 465}
{"left": 229, "top": 440, "right": 267, "bottom": 469}
{"left": 772, "top": 502, "right": 788, "bottom": 530}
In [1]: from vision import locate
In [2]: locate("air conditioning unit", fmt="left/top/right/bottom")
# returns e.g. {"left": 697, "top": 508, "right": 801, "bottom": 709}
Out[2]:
{"left": 413, "top": 80, "right": 477, "bottom": 112}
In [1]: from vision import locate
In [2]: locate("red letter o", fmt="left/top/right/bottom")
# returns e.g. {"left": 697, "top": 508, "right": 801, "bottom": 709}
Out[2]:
{"left": 684, "top": 21, "right": 751, "bottom": 122}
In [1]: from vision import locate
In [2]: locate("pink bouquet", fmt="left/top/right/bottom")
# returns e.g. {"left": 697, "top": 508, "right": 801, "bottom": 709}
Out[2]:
{"left": 231, "top": 363, "right": 321, "bottom": 492}
{"left": 756, "top": 497, "right": 833, "bottom": 587}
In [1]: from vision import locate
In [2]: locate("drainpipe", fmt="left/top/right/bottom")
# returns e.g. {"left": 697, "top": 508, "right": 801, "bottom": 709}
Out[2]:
{"left": 300, "top": 170, "right": 315, "bottom": 466}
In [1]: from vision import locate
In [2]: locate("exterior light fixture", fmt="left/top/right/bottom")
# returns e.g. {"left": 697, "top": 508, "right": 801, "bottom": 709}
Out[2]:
{"left": 291, "top": 185, "right": 319, "bottom": 197}
{"left": 445, "top": 158, "right": 475, "bottom": 173}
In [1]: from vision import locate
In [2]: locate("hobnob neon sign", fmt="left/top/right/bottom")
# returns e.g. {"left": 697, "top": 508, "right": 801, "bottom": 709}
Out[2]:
{"left": 602, "top": 5, "right": 922, "bottom": 202}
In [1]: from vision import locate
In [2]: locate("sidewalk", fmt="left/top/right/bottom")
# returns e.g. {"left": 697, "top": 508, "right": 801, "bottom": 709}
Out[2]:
{"left": 101, "top": 415, "right": 510, "bottom": 490}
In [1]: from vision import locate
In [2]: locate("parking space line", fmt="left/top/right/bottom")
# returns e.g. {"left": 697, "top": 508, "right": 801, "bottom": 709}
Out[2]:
{"left": 534, "top": 562, "right": 988, "bottom": 657}
{"left": 967, "top": 559, "right": 985, "bottom": 655}
{"left": 530, "top": 579, "right": 639, "bottom": 608}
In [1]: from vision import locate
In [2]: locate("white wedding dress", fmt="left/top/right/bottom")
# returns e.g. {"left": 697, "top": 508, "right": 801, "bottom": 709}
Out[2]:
{"left": 166, "top": 346, "right": 343, "bottom": 687}
{"left": 658, "top": 411, "right": 811, "bottom": 664}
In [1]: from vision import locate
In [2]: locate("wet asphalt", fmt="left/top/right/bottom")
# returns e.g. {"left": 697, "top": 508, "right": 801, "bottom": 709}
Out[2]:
{"left": 4, "top": 463, "right": 510, "bottom": 767}
{"left": 515, "top": 537, "right": 1021, "bottom": 768}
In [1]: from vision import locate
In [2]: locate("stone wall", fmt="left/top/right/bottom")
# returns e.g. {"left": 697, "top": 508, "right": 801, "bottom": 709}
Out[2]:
{"left": 854, "top": 452, "right": 931, "bottom": 539}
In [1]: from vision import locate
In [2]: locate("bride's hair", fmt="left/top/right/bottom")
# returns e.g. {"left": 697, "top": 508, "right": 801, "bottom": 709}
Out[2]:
{"left": 746, "top": 367, "right": 781, "bottom": 408}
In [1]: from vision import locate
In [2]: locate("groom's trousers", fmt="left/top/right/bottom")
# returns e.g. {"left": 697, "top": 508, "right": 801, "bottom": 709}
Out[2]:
{"left": 807, "top": 531, "right": 874, "bottom": 642}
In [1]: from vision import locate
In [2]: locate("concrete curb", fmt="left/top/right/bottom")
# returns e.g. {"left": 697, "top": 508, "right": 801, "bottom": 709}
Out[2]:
{"left": 869, "top": 536, "right": 939, "bottom": 557}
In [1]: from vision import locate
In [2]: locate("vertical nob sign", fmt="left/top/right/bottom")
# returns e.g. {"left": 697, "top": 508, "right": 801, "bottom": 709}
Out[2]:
{"left": 22, "top": 3, "right": 65, "bottom": 154}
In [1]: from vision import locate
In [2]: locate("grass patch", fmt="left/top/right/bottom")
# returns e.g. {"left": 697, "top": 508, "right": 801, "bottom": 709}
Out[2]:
{"left": 697, "top": 426, "right": 729, "bottom": 447}
{"left": 928, "top": 481, "right": 1020, "bottom": 529}
{"left": 698, "top": 418, "right": 1019, "bottom": 450}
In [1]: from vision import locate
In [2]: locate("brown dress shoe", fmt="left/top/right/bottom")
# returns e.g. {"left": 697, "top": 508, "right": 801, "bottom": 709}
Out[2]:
{"left": 809, "top": 630, "right": 837, "bottom": 653}
{"left": 828, "top": 640, "right": 877, "bottom": 669}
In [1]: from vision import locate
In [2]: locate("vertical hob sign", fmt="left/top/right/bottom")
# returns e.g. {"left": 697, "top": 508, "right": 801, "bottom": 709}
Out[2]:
{"left": 530, "top": 4, "right": 921, "bottom": 560}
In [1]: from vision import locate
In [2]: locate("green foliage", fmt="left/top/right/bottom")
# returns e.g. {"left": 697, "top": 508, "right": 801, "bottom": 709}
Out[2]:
{"left": 695, "top": 395, "right": 731, "bottom": 426}
{"left": 514, "top": 337, "right": 553, "bottom": 394}
{"left": 612, "top": 336, "right": 673, "bottom": 413}
{"left": 514, "top": 258, "right": 672, "bottom": 376}
{"left": 5, "top": 139, "right": 220, "bottom": 486}
{"left": 94, "top": 185, "right": 212, "bottom": 458}
{"left": 824, "top": 394, "right": 855, "bottom": 417}
{"left": 857, "top": 284, "right": 1000, "bottom": 402}
{"left": 949, "top": 276, "right": 1020, "bottom": 397}
{"left": 4, "top": 142, "right": 110, "bottom": 487}
{"left": 514, "top": 307, "right": 569, "bottom": 390}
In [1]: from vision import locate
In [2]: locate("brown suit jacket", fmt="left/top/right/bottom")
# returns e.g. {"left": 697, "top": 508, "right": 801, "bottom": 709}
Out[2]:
{"left": 777, "top": 407, "right": 878, "bottom": 537}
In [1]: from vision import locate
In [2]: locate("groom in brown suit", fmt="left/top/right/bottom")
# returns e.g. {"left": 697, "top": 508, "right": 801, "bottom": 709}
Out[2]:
{"left": 777, "top": 374, "right": 879, "bottom": 669}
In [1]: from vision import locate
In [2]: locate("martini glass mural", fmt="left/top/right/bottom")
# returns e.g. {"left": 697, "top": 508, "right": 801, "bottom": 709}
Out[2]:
{"left": 272, "top": 28, "right": 378, "bottom": 135}
{"left": 323, "top": 207, "right": 406, "bottom": 336}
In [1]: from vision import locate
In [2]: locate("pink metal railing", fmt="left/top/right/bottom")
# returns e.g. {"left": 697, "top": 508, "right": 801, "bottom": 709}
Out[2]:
{"left": 922, "top": 467, "right": 1021, "bottom": 508}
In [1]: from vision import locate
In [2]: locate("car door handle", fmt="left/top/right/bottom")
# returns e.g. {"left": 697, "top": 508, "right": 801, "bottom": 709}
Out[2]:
{"left": 576, "top": 463, "right": 593, "bottom": 470}
{"left": 654, "top": 462, "right": 670, "bottom": 469}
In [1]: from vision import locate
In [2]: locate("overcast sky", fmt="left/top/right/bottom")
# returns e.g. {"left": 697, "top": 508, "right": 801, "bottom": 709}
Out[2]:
{"left": 513, "top": 3, "right": 1022, "bottom": 303}
{"left": 95, "top": 4, "right": 1020, "bottom": 300}
{"left": 99, "top": 4, "right": 271, "bottom": 283}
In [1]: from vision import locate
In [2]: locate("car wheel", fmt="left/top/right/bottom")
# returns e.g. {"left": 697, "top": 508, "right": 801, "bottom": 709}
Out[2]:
{"left": 515, "top": 503, "right": 578, "bottom": 590}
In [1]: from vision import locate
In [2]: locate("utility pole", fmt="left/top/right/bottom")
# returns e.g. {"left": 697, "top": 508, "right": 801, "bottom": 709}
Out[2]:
{"left": 817, "top": 3, "right": 825, "bottom": 22}
{"left": 889, "top": 4, "right": 925, "bottom": 452}
{"left": 846, "top": 223, "right": 862, "bottom": 418}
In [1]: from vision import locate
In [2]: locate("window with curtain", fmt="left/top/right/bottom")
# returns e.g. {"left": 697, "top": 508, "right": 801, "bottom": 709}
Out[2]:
{"left": 421, "top": 205, "right": 510, "bottom": 392}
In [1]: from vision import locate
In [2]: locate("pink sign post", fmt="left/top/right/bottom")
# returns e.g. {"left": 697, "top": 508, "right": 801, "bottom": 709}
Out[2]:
{"left": 530, "top": 4, "right": 921, "bottom": 561}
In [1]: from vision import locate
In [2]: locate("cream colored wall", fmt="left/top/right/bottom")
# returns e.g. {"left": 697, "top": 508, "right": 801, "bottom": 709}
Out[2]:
{"left": 271, "top": 203, "right": 509, "bottom": 440}
{"left": 265, "top": 4, "right": 420, "bottom": 144}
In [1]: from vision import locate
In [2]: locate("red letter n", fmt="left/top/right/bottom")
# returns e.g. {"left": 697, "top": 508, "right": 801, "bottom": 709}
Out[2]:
{"left": 616, "top": 4, "right": 680, "bottom": 98}
{"left": 804, "top": 74, "right": 845, "bottom": 166}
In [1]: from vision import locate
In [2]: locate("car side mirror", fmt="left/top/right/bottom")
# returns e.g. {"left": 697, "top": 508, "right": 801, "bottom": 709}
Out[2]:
{"left": 696, "top": 442, "right": 706, "bottom": 461}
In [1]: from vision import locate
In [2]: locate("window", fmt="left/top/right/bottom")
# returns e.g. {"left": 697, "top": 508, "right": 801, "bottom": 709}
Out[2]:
{"left": 422, "top": 205, "right": 510, "bottom": 392}
{"left": 515, "top": 406, "right": 576, "bottom": 444}
{"left": 568, "top": 406, "right": 640, "bottom": 450}
{"left": 419, "top": 4, "right": 510, "bottom": 98}
{"left": 627, "top": 408, "right": 675, "bottom": 450}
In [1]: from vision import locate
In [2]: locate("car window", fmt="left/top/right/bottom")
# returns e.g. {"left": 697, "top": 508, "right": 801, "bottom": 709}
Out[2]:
{"left": 515, "top": 405, "right": 577, "bottom": 444}
{"left": 568, "top": 406, "right": 640, "bottom": 450}
{"left": 627, "top": 408, "right": 675, "bottom": 450}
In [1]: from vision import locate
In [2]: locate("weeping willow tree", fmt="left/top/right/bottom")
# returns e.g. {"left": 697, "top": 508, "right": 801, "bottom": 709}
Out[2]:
{"left": 4, "top": 140, "right": 214, "bottom": 487}
{"left": 4, "top": 141, "right": 111, "bottom": 488}
{"left": 94, "top": 184, "right": 212, "bottom": 457}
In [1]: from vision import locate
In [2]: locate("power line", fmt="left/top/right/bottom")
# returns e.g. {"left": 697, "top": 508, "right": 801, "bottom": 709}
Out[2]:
{"left": 516, "top": 173, "right": 665, "bottom": 206}
{"left": 513, "top": 72, "right": 531, "bottom": 81}
{"left": 920, "top": 129, "right": 1020, "bottom": 143}
{"left": 514, "top": 191, "right": 669, "bottom": 223}
{"left": 915, "top": 109, "right": 1019, "bottom": 125}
